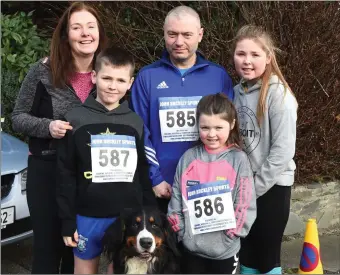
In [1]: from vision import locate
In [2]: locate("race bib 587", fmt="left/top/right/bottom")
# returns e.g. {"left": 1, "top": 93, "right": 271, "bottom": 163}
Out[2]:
{"left": 90, "top": 134, "right": 137, "bottom": 183}
{"left": 159, "top": 96, "right": 202, "bottom": 142}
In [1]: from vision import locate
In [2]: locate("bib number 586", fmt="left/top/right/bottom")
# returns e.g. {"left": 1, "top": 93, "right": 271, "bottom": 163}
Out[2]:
{"left": 194, "top": 197, "right": 224, "bottom": 218}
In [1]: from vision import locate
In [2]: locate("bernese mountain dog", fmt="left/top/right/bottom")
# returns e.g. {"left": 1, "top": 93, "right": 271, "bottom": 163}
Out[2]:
{"left": 102, "top": 207, "right": 181, "bottom": 274}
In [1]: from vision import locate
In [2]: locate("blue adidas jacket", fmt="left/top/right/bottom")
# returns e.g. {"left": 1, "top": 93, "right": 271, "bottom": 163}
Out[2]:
{"left": 130, "top": 51, "right": 234, "bottom": 187}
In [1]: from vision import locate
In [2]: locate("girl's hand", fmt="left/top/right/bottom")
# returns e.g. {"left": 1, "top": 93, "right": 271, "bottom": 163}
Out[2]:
{"left": 49, "top": 120, "right": 73, "bottom": 139}
{"left": 63, "top": 230, "right": 79, "bottom": 247}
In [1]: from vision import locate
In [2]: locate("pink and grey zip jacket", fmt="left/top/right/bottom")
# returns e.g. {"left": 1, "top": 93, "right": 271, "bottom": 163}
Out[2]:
{"left": 168, "top": 144, "right": 256, "bottom": 260}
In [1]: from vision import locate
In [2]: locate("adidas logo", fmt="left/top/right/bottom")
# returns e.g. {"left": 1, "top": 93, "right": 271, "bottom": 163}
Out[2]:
{"left": 156, "top": 81, "right": 169, "bottom": 89}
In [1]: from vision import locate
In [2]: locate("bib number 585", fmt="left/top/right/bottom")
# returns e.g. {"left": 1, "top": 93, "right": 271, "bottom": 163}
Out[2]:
{"left": 194, "top": 197, "right": 224, "bottom": 218}
{"left": 166, "top": 111, "right": 195, "bottom": 128}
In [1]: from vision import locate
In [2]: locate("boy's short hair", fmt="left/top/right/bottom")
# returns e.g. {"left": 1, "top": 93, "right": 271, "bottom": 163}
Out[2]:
{"left": 94, "top": 46, "right": 135, "bottom": 76}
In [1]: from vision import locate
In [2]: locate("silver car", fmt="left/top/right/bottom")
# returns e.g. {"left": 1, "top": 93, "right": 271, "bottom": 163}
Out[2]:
{"left": 1, "top": 131, "right": 32, "bottom": 245}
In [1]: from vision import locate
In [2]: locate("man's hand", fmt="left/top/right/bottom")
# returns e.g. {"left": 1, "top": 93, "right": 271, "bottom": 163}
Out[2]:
{"left": 63, "top": 230, "right": 78, "bottom": 247}
{"left": 153, "top": 181, "right": 172, "bottom": 199}
{"left": 49, "top": 120, "right": 73, "bottom": 139}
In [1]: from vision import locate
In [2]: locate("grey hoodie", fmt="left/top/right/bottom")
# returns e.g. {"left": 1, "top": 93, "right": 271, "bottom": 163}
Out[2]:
{"left": 233, "top": 75, "right": 298, "bottom": 198}
{"left": 168, "top": 145, "right": 256, "bottom": 260}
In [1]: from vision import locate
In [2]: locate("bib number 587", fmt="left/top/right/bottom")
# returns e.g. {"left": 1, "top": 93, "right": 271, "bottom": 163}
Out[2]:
{"left": 194, "top": 197, "right": 224, "bottom": 218}
{"left": 99, "top": 149, "right": 129, "bottom": 167}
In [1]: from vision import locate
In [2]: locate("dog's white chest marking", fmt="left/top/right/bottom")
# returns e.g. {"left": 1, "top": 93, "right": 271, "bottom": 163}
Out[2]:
{"left": 125, "top": 257, "right": 148, "bottom": 274}
{"left": 125, "top": 257, "right": 157, "bottom": 274}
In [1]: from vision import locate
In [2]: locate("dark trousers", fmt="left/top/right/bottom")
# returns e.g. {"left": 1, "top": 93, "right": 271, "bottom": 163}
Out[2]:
{"left": 27, "top": 156, "right": 74, "bottom": 274}
{"left": 156, "top": 197, "right": 170, "bottom": 214}
{"left": 240, "top": 185, "right": 291, "bottom": 273}
{"left": 181, "top": 245, "right": 239, "bottom": 274}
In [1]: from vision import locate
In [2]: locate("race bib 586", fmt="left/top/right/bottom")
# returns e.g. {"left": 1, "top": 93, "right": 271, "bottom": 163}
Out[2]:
{"left": 187, "top": 180, "right": 236, "bottom": 235}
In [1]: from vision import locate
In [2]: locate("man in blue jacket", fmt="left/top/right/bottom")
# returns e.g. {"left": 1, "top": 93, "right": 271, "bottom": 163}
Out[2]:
{"left": 130, "top": 5, "right": 234, "bottom": 213}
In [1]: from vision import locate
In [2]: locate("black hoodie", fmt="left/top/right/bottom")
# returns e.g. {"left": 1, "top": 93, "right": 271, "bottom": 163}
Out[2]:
{"left": 57, "top": 93, "right": 156, "bottom": 236}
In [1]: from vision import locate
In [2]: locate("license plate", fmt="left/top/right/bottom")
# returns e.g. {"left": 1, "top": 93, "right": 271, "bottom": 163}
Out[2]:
{"left": 1, "top": 207, "right": 15, "bottom": 229}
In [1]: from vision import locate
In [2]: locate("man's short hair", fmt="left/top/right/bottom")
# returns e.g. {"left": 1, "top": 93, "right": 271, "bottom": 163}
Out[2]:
{"left": 164, "top": 5, "right": 201, "bottom": 28}
{"left": 94, "top": 47, "right": 135, "bottom": 76}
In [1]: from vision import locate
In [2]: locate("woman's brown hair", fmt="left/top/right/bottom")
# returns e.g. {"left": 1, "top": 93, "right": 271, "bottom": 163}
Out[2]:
{"left": 196, "top": 93, "right": 241, "bottom": 147}
{"left": 50, "top": 2, "right": 107, "bottom": 88}
{"left": 233, "top": 25, "right": 296, "bottom": 123}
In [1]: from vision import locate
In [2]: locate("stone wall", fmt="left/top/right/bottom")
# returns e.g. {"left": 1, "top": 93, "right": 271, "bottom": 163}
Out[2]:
{"left": 284, "top": 181, "right": 340, "bottom": 237}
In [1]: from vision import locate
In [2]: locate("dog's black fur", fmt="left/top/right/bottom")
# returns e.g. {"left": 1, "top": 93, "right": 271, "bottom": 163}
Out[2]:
{"left": 102, "top": 207, "right": 181, "bottom": 274}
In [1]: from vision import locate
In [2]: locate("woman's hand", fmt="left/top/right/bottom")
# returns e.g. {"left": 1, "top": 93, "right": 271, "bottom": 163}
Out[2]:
{"left": 63, "top": 230, "right": 79, "bottom": 247}
{"left": 49, "top": 120, "right": 73, "bottom": 139}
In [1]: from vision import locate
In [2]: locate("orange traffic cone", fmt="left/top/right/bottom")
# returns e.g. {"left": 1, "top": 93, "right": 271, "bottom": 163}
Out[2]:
{"left": 298, "top": 219, "right": 323, "bottom": 274}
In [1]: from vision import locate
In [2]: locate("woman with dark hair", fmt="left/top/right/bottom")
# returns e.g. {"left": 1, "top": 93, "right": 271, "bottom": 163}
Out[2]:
{"left": 12, "top": 2, "right": 107, "bottom": 273}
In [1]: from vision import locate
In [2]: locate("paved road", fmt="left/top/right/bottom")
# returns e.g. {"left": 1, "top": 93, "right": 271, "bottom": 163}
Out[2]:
{"left": 2, "top": 235, "right": 340, "bottom": 274}
{"left": 1, "top": 237, "right": 109, "bottom": 274}
{"left": 1, "top": 238, "right": 32, "bottom": 274}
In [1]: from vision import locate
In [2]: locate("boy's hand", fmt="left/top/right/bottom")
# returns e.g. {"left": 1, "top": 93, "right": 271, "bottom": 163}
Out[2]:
{"left": 153, "top": 181, "right": 172, "bottom": 199}
{"left": 63, "top": 230, "right": 79, "bottom": 247}
{"left": 49, "top": 120, "right": 73, "bottom": 139}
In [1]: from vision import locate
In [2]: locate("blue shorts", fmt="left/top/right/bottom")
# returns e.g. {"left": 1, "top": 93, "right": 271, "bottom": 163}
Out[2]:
{"left": 73, "top": 215, "right": 117, "bottom": 260}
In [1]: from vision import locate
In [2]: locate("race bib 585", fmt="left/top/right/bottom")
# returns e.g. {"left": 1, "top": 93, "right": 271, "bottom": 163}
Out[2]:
{"left": 159, "top": 96, "right": 201, "bottom": 142}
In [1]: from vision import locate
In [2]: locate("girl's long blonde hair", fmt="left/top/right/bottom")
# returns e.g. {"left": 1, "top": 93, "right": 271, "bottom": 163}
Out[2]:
{"left": 233, "top": 25, "right": 296, "bottom": 122}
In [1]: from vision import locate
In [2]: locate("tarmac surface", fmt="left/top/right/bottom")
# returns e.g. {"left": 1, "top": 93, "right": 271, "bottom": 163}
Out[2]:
{"left": 1, "top": 234, "right": 339, "bottom": 274}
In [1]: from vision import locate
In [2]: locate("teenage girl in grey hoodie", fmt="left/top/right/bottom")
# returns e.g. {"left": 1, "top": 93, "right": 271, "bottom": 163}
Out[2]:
{"left": 233, "top": 25, "right": 298, "bottom": 274}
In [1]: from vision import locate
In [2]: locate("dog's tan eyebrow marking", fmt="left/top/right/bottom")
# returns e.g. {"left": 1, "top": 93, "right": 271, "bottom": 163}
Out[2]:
{"left": 136, "top": 216, "right": 142, "bottom": 223}
{"left": 149, "top": 216, "right": 155, "bottom": 223}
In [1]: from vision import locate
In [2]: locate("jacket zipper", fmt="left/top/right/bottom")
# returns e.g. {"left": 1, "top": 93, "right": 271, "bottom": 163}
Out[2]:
{"left": 66, "top": 84, "right": 81, "bottom": 101}
{"left": 161, "top": 59, "right": 208, "bottom": 88}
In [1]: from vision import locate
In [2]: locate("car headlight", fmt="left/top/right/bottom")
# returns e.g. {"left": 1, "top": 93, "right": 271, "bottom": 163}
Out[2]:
{"left": 21, "top": 169, "right": 27, "bottom": 191}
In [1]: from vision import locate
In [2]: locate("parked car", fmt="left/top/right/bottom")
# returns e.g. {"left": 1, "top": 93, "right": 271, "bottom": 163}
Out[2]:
{"left": 1, "top": 131, "right": 32, "bottom": 245}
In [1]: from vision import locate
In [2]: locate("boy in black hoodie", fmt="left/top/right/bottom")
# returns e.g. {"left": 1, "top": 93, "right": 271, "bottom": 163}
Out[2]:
{"left": 57, "top": 47, "right": 155, "bottom": 274}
